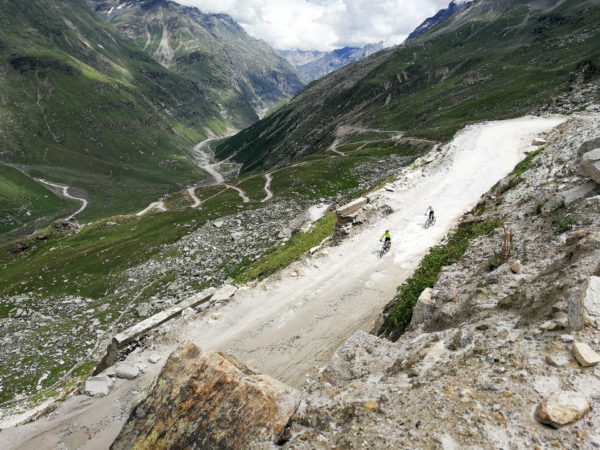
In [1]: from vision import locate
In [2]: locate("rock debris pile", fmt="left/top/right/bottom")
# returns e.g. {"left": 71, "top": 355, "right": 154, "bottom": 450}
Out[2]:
{"left": 267, "top": 114, "right": 600, "bottom": 448}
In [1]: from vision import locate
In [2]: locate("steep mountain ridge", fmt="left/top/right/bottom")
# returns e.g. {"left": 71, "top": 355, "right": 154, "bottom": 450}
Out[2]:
{"left": 0, "top": 0, "right": 219, "bottom": 231}
{"left": 280, "top": 42, "right": 386, "bottom": 83}
{"left": 215, "top": 0, "right": 600, "bottom": 174}
{"left": 90, "top": 0, "right": 304, "bottom": 121}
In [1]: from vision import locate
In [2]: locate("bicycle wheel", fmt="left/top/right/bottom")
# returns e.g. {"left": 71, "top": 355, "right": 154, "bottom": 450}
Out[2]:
{"left": 424, "top": 219, "right": 430, "bottom": 229}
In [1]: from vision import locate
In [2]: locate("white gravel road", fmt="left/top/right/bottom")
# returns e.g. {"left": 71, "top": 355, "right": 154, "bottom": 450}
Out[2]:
{"left": 0, "top": 116, "right": 565, "bottom": 449}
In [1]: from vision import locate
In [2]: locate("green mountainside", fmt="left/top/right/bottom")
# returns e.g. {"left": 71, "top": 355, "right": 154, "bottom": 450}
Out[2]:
{"left": 215, "top": 0, "right": 600, "bottom": 174}
{"left": 90, "top": 0, "right": 304, "bottom": 122}
{"left": 0, "top": 0, "right": 303, "bottom": 237}
{"left": 0, "top": 0, "right": 217, "bottom": 231}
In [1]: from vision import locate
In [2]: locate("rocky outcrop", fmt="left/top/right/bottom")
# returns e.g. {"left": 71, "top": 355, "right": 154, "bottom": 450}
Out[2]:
{"left": 111, "top": 342, "right": 300, "bottom": 449}
{"left": 322, "top": 331, "right": 401, "bottom": 387}
{"left": 409, "top": 288, "right": 436, "bottom": 328}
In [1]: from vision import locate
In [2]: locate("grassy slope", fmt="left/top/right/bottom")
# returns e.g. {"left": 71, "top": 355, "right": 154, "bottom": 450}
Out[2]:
{"left": 215, "top": 0, "right": 600, "bottom": 173}
{"left": 0, "top": 0, "right": 230, "bottom": 232}
{"left": 0, "top": 164, "right": 76, "bottom": 235}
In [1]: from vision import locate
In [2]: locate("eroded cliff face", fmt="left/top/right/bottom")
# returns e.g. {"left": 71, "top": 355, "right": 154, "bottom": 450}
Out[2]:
{"left": 272, "top": 113, "right": 600, "bottom": 448}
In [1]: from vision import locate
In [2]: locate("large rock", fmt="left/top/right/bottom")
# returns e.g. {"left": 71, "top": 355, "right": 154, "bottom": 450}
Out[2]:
{"left": 114, "top": 362, "right": 140, "bottom": 379}
{"left": 84, "top": 375, "right": 113, "bottom": 397}
{"left": 569, "top": 276, "right": 600, "bottom": 330}
{"left": 542, "top": 181, "right": 598, "bottom": 212}
{"left": 582, "top": 276, "right": 600, "bottom": 322}
{"left": 580, "top": 148, "right": 600, "bottom": 183}
{"left": 336, "top": 197, "right": 368, "bottom": 217}
{"left": 535, "top": 391, "right": 590, "bottom": 428}
{"left": 322, "top": 330, "right": 402, "bottom": 387}
{"left": 410, "top": 288, "right": 436, "bottom": 328}
{"left": 111, "top": 342, "right": 300, "bottom": 449}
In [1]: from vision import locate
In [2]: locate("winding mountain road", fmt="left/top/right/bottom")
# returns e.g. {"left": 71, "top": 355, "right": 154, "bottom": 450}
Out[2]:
{"left": 36, "top": 179, "right": 88, "bottom": 219}
{"left": 261, "top": 173, "right": 273, "bottom": 202}
{"left": 0, "top": 116, "right": 565, "bottom": 449}
{"left": 193, "top": 137, "right": 226, "bottom": 184}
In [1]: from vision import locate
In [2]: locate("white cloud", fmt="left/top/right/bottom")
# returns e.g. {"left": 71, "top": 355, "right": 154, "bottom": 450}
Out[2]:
{"left": 176, "top": 0, "right": 453, "bottom": 51}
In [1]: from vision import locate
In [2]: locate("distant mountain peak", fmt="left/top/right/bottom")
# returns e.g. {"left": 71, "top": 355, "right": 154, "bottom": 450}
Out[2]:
{"left": 280, "top": 42, "right": 386, "bottom": 83}
{"left": 406, "top": 0, "right": 473, "bottom": 41}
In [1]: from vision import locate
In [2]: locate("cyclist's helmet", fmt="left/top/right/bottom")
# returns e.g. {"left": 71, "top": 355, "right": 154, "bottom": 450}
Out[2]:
{"left": 385, "top": 229, "right": 389, "bottom": 233}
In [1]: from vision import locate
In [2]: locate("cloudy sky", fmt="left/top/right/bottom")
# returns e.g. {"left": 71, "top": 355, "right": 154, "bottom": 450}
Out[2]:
{"left": 177, "top": 0, "right": 454, "bottom": 51}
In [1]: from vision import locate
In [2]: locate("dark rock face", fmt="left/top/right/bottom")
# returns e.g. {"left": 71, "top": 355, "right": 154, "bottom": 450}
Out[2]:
{"left": 111, "top": 342, "right": 300, "bottom": 449}
{"left": 407, "top": 0, "right": 471, "bottom": 41}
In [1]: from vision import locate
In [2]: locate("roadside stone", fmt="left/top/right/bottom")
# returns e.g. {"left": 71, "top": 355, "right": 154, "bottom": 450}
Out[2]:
{"left": 509, "top": 260, "right": 522, "bottom": 274}
{"left": 582, "top": 276, "right": 600, "bottom": 322}
{"left": 148, "top": 354, "right": 161, "bottom": 364}
{"left": 135, "top": 302, "right": 152, "bottom": 317}
{"left": 115, "top": 363, "right": 140, "bottom": 379}
{"left": 213, "top": 220, "right": 224, "bottom": 228}
{"left": 570, "top": 276, "right": 600, "bottom": 330}
{"left": 572, "top": 342, "right": 600, "bottom": 367}
{"left": 84, "top": 375, "right": 113, "bottom": 397}
{"left": 560, "top": 334, "right": 574, "bottom": 343}
{"left": 535, "top": 391, "right": 590, "bottom": 428}
{"left": 532, "top": 138, "right": 547, "bottom": 146}
{"left": 111, "top": 342, "right": 300, "bottom": 449}
{"left": 212, "top": 284, "right": 237, "bottom": 303}
{"left": 545, "top": 352, "right": 570, "bottom": 367}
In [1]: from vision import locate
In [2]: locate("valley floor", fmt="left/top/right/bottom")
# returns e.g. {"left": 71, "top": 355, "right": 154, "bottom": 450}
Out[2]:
{"left": 0, "top": 116, "right": 565, "bottom": 449}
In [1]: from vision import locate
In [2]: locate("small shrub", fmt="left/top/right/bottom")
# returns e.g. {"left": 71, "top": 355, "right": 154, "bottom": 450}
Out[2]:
{"left": 535, "top": 202, "right": 544, "bottom": 215}
{"left": 485, "top": 252, "right": 504, "bottom": 272}
{"left": 552, "top": 215, "right": 578, "bottom": 234}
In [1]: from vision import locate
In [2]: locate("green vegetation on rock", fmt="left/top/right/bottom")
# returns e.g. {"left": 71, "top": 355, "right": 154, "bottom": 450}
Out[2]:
{"left": 234, "top": 213, "right": 337, "bottom": 283}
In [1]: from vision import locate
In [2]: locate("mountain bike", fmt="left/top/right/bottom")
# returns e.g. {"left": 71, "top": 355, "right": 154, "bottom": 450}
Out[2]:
{"left": 424, "top": 214, "right": 436, "bottom": 229}
{"left": 379, "top": 239, "right": 391, "bottom": 257}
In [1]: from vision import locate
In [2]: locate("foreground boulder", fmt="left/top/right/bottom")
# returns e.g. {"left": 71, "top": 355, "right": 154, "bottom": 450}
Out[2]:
{"left": 111, "top": 342, "right": 300, "bottom": 449}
